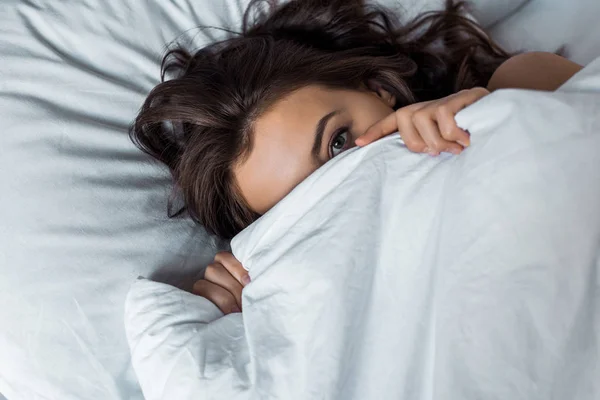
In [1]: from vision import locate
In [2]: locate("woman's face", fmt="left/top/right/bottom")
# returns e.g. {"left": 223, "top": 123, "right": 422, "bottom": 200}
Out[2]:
{"left": 234, "top": 85, "right": 395, "bottom": 214}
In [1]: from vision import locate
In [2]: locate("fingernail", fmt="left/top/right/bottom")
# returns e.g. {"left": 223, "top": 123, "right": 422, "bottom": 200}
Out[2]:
{"left": 423, "top": 147, "right": 430, "bottom": 153}
{"left": 231, "top": 306, "right": 241, "bottom": 313}
{"left": 242, "top": 275, "right": 251, "bottom": 286}
{"left": 457, "top": 139, "right": 470, "bottom": 147}
{"left": 450, "top": 148, "right": 461, "bottom": 155}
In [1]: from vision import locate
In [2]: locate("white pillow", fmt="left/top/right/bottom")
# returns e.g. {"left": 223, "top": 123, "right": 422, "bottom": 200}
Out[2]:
{"left": 487, "top": 0, "right": 600, "bottom": 65}
{"left": 468, "top": 0, "right": 530, "bottom": 27}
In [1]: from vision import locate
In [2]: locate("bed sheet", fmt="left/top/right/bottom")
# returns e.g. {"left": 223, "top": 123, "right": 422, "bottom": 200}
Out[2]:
{"left": 0, "top": 1, "right": 246, "bottom": 399}
{"left": 1, "top": 0, "right": 598, "bottom": 399}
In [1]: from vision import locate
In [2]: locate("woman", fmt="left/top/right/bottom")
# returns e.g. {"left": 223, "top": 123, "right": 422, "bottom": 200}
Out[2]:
{"left": 130, "top": 0, "right": 582, "bottom": 315}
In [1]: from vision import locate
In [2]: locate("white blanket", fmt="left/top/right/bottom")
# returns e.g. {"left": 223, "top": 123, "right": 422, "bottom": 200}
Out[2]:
{"left": 125, "top": 60, "right": 600, "bottom": 399}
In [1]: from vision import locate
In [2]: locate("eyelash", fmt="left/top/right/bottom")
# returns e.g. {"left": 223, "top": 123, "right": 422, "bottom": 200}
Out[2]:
{"left": 328, "top": 127, "right": 350, "bottom": 159}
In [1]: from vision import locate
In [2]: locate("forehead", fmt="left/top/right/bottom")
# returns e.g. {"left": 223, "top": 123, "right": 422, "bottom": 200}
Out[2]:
{"left": 234, "top": 85, "right": 341, "bottom": 214}
{"left": 263, "top": 85, "right": 342, "bottom": 122}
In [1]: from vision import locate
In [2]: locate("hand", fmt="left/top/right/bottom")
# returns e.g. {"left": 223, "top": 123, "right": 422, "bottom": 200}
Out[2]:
{"left": 355, "top": 87, "right": 489, "bottom": 155}
{"left": 192, "top": 252, "right": 250, "bottom": 315}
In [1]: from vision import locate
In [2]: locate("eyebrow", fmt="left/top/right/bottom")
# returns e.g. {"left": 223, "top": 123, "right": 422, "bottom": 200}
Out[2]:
{"left": 311, "top": 110, "right": 340, "bottom": 162}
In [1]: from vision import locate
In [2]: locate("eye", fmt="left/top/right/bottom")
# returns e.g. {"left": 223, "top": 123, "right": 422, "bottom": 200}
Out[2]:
{"left": 329, "top": 129, "right": 349, "bottom": 159}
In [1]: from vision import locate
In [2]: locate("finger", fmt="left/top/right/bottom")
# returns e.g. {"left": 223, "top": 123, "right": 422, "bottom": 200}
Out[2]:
{"left": 355, "top": 111, "right": 398, "bottom": 147}
{"left": 356, "top": 102, "right": 432, "bottom": 147}
{"left": 435, "top": 104, "right": 471, "bottom": 147}
{"left": 214, "top": 251, "right": 251, "bottom": 287}
{"left": 412, "top": 111, "right": 463, "bottom": 155}
{"left": 435, "top": 87, "right": 488, "bottom": 148}
{"left": 192, "top": 279, "right": 240, "bottom": 315}
{"left": 447, "top": 87, "right": 490, "bottom": 112}
{"left": 204, "top": 262, "right": 243, "bottom": 309}
{"left": 396, "top": 112, "right": 427, "bottom": 153}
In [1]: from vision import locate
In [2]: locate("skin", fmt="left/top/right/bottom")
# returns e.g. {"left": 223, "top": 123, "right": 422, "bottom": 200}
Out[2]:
{"left": 234, "top": 85, "right": 396, "bottom": 215}
{"left": 194, "top": 52, "right": 584, "bottom": 315}
{"left": 237, "top": 52, "right": 584, "bottom": 215}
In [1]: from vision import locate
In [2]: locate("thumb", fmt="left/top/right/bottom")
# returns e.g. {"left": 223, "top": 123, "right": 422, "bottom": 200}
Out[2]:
{"left": 355, "top": 112, "right": 398, "bottom": 147}
{"left": 214, "top": 251, "right": 251, "bottom": 287}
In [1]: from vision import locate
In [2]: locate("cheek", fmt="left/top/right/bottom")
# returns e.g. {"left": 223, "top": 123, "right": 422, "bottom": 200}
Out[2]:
{"left": 269, "top": 153, "right": 319, "bottom": 198}
{"left": 256, "top": 164, "right": 319, "bottom": 214}
{"left": 236, "top": 142, "right": 319, "bottom": 214}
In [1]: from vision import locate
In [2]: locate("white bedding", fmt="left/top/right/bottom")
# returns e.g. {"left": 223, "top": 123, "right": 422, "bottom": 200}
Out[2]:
{"left": 125, "top": 60, "right": 600, "bottom": 399}
{"left": 2, "top": 0, "right": 600, "bottom": 399}
{"left": 0, "top": 2, "right": 245, "bottom": 399}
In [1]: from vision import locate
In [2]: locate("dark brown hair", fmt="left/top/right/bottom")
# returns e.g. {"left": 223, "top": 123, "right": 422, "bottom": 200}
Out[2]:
{"left": 130, "top": 0, "right": 510, "bottom": 239}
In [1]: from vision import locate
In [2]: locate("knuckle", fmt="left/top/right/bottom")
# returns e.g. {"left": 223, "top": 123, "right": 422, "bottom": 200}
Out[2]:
{"left": 411, "top": 110, "right": 427, "bottom": 123}
{"left": 403, "top": 103, "right": 420, "bottom": 112}
{"left": 192, "top": 279, "right": 208, "bottom": 295}
{"left": 204, "top": 263, "right": 220, "bottom": 278}
{"left": 442, "top": 129, "right": 458, "bottom": 141}
{"left": 213, "top": 251, "right": 228, "bottom": 263}
{"left": 423, "top": 101, "right": 439, "bottom": 111}
{"left": 429, "top": 137, "right": 445, "bottom": 150}
{"left": 436, "top": 104, "right": 451, "bottom": 116}
{"left": 404, "top": 137, "right": 423, "bottom": 151}
{"left": 395, "top": 109, "right": 411, "bottom": 122}
{"left": 436, "top": 103, "right": 452, "bottom": 115}
{"left": 397, "top": 113, "right": 412, "bottom": 126}
{"left": 205, "top": 263, "right": 216, "bottom": 273}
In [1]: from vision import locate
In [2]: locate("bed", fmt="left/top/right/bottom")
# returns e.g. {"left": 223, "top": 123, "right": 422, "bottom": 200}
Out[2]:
{"left": 1, "top": 0, "right": 599, "bottom": 399}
